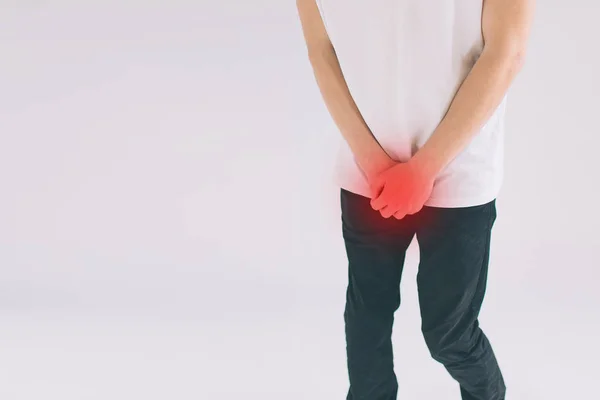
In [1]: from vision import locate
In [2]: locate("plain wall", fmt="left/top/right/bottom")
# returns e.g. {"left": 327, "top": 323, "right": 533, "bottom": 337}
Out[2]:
{"left": 1, "top": 1, "right": 599, "bottom": 397}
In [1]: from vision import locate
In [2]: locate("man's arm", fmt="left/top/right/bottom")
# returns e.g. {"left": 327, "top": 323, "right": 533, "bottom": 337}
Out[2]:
{"left": 296, "top": 0, "right": 395, "bottom": 182}
{"left": 411, "top": 0, "right": 536, "bottom": 177}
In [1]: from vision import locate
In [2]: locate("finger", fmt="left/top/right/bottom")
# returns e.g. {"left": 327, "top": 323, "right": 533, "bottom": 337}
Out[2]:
{"left": 393, "top": 210, "right": 407, "bottom": 220}
{"left": 407, "top": 203, "right": 424, "bottom": 215}
{"left": 369, "top": 175, "right": 386, "bottom": 199}
{"left": 381, "top": 200, "right": 404, "bottom": 219}
{"left": 370, "top": 187, "right": 389, "bottom": 211}
{"left": 380, "top": 205, "right": 396, "bottom": 219}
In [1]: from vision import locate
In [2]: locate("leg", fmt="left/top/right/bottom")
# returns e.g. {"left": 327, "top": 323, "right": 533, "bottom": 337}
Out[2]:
{"left": 341, "top": 189, "right": 416, "bottom": 400}
{"left": 415, "top": 200, "right": 506, "bottom": 400}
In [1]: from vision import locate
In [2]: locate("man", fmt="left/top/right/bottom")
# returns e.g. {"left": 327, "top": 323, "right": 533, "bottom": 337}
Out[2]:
{"left": 296, "top": 0, "right": 534, "bottom": 399}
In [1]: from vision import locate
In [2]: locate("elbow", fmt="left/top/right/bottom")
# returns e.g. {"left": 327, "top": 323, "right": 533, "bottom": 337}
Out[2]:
{"left": 485, "top": 42, "right": 528, "bottom": 75}
{"left": 307, "top": 44, "right": 336, "bottom": 64}
{"left": 508, "top": 46, "right": 527, "bottom": 73}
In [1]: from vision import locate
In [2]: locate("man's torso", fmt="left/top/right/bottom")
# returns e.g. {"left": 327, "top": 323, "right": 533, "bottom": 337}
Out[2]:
{"left": 316, "top": 0, "right": 507, "bottom": 207}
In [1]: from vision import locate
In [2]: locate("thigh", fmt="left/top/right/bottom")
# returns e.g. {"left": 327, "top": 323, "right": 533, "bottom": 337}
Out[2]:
{"left": 341, "top": 189, "right": 416, "bottom": 311}
{"left": 414, "top": 200, "right": 497, "bottom": 334}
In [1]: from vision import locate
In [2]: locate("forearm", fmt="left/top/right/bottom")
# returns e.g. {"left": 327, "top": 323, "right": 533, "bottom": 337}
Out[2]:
{"left": 308, "top": 49, "right": 392, "bottom": 179}
{"left": 412, "top": 48, "right": 524, "bottom": 176}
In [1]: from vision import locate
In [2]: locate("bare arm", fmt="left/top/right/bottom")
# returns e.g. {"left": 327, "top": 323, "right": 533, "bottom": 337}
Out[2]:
{"left": 411, "top": 0, "right": 536, "bottom": 176}
{"left": 296, "top": 0, "right": 394, "bottom": 181}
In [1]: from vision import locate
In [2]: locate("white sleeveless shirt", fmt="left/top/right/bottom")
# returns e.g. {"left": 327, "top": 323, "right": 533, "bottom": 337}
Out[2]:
{"left": 315, "top": 0, "right": 507, "bottom": 208}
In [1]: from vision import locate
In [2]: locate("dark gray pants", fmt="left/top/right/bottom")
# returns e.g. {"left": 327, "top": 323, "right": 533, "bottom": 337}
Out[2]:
{"left": 341, "top": 189, "right": 505, "bottom": 400}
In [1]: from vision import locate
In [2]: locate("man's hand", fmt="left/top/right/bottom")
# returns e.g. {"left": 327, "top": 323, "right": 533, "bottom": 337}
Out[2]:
{"left": 369, "top": 159, "right": 436, "bottom": 220}
{"left": 361, "top": 155, "right": 398, "bottom": 192}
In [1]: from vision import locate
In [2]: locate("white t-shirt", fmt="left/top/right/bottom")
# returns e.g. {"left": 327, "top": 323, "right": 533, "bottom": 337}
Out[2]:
{"left": 315, "top": 0, "right": 507, "bottom": 208}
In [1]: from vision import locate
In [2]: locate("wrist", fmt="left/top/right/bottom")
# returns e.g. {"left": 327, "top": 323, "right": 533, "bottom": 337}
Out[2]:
{"left": 359, "top": 152, "right": 396, "bottom": 181}
{"left": 410, "top": 150, "right": 443, "bottom": 179}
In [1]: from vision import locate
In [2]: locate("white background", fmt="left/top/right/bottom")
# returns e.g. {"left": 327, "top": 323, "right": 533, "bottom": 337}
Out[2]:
{"left": 1, "top": 1, "right": 599, "bottom": 399}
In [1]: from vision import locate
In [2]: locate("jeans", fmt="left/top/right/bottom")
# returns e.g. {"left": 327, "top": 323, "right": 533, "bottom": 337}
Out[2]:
{"left": 341, "top": 189, "right": 506, "bottom": 400}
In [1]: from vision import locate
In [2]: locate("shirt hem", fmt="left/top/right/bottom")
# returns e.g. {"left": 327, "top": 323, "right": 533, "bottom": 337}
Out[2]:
{"left": 336, "top": 182, "right": 501, "bottom": 209}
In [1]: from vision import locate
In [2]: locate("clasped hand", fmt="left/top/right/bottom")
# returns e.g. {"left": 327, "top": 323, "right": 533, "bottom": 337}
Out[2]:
{"left": 369, "top": 160, "right": 435, "bottom": 220}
